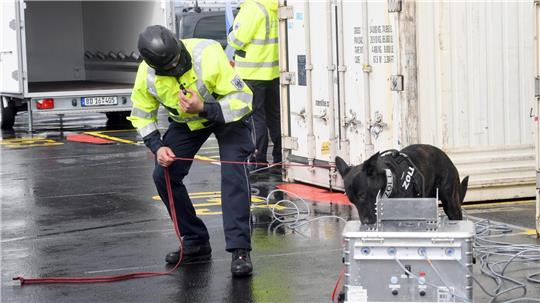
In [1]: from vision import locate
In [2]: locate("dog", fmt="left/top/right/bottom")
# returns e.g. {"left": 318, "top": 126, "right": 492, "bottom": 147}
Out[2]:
{"left": 335, "top": 144, "right": 469, "bottom": 224}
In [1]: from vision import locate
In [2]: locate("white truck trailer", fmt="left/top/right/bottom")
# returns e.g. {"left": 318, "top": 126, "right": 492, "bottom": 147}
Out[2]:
{"left": 0, "top": 0, "right": 175, "bottom": 131}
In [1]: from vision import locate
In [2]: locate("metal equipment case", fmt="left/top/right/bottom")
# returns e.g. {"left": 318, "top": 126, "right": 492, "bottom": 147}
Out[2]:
{"left": 342, "top": 219, "right": 475, "bottom": 302}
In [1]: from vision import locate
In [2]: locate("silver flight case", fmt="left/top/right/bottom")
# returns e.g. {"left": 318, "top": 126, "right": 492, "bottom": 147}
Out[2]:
{"left": 342, "top": 197, "right": 475, "bottom": 302}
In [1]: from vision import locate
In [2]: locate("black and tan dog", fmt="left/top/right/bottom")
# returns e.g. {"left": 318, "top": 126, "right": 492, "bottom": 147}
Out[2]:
{"left": 335, "top": 144, "right": 469, "bottom": 224}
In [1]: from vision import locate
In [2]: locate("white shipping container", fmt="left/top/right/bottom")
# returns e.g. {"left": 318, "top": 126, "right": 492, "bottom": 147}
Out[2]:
{"left": 279, "top": 0, "right": 536, "bottom": 202}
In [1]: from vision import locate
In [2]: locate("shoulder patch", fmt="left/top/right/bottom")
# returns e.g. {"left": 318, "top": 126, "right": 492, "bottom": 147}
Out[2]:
{"left": 231, "top": 75, "right": 245, "bottom": 90}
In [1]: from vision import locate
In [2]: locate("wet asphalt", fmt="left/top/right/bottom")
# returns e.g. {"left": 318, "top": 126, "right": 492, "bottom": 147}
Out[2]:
{"left": 1, "top": 111, "right": 540, "bottom": 303}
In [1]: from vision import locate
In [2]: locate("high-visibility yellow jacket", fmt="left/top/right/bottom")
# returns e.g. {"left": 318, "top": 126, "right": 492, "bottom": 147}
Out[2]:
{"left": 227, "top": 0, "right": 279, "bottom": 81}
{"left": 128, "top": 39, "right": 253, "bottom": 150}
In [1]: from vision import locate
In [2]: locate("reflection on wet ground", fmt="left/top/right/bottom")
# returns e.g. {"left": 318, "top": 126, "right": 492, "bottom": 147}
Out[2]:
{"left": 1, "top": 112, "right": 539, "bottom": 302}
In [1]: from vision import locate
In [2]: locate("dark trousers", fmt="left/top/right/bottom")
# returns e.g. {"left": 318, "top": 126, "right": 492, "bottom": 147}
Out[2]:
{"left": 153, "top": 117, "right": 255, "bottom": 251}
{"left": 245, "top": 78, "right": 281, "bottom": 164}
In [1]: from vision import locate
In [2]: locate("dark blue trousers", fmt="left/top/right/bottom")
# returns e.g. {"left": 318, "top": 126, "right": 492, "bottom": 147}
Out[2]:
{"left": 153, "top": 117, "right": 255, "bottom": 251}
{"left": 245, "top": 78, "right": 281, "bottom": 164}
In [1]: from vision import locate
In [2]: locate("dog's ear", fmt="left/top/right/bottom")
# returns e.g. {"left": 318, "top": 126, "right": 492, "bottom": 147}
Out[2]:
{"left": 335, "top": 156, "right": 351, "bottom": 176}
{"left": 362, "top": 152, "right": 380, "bottom": 176}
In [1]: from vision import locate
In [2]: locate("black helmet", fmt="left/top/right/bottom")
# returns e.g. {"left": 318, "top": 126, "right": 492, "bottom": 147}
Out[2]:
{"left": 137, "top": 25, "right": 191, "bottom": 77}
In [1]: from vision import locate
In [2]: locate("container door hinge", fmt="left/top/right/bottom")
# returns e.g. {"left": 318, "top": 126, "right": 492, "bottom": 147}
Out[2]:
{"left": 390, "top": 75, "right": 404, "bottom": 92}
{"left": 536, "top": 171, "right": 540, "bottom": 189}
{"left": 282, "top": 136, "right": 299, "bottom": 151}
{"left": 388, "top": 0, "right": 402, "bottom": 13}
{"left": 278, "top": 6, "right": 294, "bottom": 20}
{"left": 534, "top": 77, "right": 540, "bottom": 98}
{"left": 280, "top": 71, "right": 296, "bottom": 85}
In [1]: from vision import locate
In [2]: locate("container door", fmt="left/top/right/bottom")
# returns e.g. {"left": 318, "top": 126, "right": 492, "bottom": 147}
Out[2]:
{"left": 0, "top": 0, "right": 22, "bottom": 94}
{"left": 338, "top": 0, "right": 404, "bottom": 165}
{"left": 282, "top": 1, "right": 340, "bottom": 187}
{"left": 292, "top": 1, "right": 338, "bottom": 165}
{"left": 336, "top": 0, "right": 367, "bottom": 166}
{"left": 365, "top": 1, "right": 406, "bottom": 153}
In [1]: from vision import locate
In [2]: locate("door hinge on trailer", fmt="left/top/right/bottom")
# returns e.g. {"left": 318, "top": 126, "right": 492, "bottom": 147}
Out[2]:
{"left": 280, "top": 72, "right": 296, "bottom": 85}
{"left": 278, "top": 6, "right": 294, "bottom": 20}
{"left": 390, "top": 75, "right": 404, "bottom": 91}
{"left": 388, "top": 0, "right": 402, "bottom": 13}
{"left": 282, "top": 136, "right": 298, "bottom": 151}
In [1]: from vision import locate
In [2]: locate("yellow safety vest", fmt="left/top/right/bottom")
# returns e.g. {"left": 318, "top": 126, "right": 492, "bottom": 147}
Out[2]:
{"left": 128, "top": 39, "right": 253, "bottom": 137}
{"left": 227, "top": 0, "right": 279, "bottom": 81}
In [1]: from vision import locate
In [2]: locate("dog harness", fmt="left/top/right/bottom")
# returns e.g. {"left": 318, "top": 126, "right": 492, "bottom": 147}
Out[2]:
{"left": 380, "top": 150, "right": 425, "bottom": 198}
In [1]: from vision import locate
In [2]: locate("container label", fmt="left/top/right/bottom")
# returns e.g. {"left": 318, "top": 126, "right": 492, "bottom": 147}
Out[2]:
{"left": 297, "top": 55, "right": 307, "bottom": 86}
{"left": 321, "top": 141, "right": 330, "bottom": 155}
{"left": 315, "top": 99, "right": 329, "bottom": 107}
{"left": 369, "top": 24, "right": 394, "bottom": 64}
{"left": 353, "top": 26, "right": 364, "bottom": 64}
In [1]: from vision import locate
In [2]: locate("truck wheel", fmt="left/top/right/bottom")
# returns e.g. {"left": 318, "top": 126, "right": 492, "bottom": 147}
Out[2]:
{"left": 1, "top": 97, "right": 16, "bottom": 130}
{"left": 106, "top": 111, "right": 131, "bottom": 125}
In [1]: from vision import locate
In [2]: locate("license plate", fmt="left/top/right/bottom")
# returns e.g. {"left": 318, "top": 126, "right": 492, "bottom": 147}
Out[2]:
{"left": 81, "top": 96, "right": 118, "bottom": 107}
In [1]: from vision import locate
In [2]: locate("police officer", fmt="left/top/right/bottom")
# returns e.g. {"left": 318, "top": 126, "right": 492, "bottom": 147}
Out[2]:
{"left": 227, "top": 0, "right": 281, "bottom": 170}
{"left": 129, "top": 25, "right": 255, "bottom": 277}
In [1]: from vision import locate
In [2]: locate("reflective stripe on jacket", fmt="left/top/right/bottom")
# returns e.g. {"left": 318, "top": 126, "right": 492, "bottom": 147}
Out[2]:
{"left": 128, "top": 39, "right": 253, "bottom": 136}
{"left": 227, "top": 0, "right": 279, "bottom": 80}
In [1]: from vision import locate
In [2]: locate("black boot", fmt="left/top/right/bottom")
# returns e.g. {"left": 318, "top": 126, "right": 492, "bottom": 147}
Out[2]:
{"left": 231, "top": 249, "right": 253, "bottom": 277}
{"left": 165, "top": 242, "right": 212, "bottom": 264}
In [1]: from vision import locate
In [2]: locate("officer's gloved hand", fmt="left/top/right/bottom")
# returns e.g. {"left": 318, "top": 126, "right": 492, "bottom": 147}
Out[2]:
{"left": 157, "top": 146, "right": 176, "bottom": 167}
{"left": 179, "top": 88, "right": 204, "bottom": 114}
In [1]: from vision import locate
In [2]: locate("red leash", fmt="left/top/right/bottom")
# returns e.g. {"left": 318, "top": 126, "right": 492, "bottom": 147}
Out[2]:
{"left": 12, "top": 167, "right": 183, "bottom": 285}
{"left": 173, "top": 157, "right": 333, "bottom": 168}
{"left": 12, "top": 158, "right": 333, "bottom": 285}
{"left": 331, "top": 266, "right": 345, "bottom": 302}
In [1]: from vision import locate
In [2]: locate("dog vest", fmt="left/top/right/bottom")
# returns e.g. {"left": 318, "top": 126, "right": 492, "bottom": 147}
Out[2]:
{"left": 380, "top": 150, "right": 425, "bottom": 198}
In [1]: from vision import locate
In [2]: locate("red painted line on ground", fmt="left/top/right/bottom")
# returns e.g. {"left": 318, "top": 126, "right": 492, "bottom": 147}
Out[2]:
{"left": 276, "top": 183, "right": 352, "bottom": 206}
{"left": 66, "top": 134, "right": 114, "bottom": 145}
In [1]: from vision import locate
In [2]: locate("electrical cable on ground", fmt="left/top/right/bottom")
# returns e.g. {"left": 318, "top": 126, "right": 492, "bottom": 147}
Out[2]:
{"left": 255, "top": 189, "right": 347, "bottom": 234}
{"left": 468, "top": 219, "right": 540, "bottom": 302}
